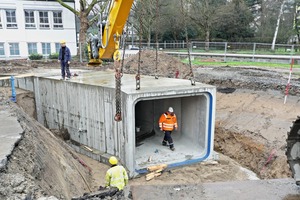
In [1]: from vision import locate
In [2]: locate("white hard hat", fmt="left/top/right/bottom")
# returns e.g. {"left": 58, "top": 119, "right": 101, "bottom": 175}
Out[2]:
{"left": 168, "top": 107, "right": 174, "bottom": 113}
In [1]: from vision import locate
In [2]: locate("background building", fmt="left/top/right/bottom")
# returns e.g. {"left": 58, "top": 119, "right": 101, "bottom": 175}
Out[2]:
{"left": 0, "top": 0, "right": 76, "bottom": 59}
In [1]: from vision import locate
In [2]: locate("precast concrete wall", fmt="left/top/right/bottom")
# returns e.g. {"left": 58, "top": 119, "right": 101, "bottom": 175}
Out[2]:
{"left": 34, "top": 78, "right": 124, "bottom": 156}
{"left": 0, "top": 76, "right": 34, "bottom": 91}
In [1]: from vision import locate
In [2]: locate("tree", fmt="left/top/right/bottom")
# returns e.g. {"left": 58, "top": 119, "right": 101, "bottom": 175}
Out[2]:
{"left": 213, "top": 0, "right": 255, "bottom": 41}
{"left": 56, "top": 0, "right": 106, "bottom": 55}
{"left": 133, "top": 0, "right": 167, "bottom": 47}
{"left": 188, "top": 0, "right": 227, "bottom": 50}
{"left": 271, "top": 0, "right": 287, "bottom": 50}
{"left": 160, "top": 0, "right": 186, "bottom": 42}
{"left": 133, "top": 0, "right": 189, "bottom": 43}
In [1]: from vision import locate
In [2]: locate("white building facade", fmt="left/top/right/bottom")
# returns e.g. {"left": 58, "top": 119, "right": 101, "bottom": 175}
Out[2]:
{"left": 0, "top": 0, "right": 77, "bottom": 59}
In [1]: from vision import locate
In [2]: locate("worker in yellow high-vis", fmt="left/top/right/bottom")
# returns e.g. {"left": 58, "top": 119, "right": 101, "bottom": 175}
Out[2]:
{"left": 105, "top": 156, "right": 128, "bottom": 190}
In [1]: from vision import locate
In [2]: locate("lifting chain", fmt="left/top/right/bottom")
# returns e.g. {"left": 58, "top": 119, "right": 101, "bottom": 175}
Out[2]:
{"left": 181, "top": 0, "right": 195, "bottom": 86}
{"left": 136, "top": 4, "right": 144, "bottom": 90}
{"left": 154, "top": 0, "right": 159, "bottom": 79}
{"left": 114, "top": 21, "right": 129, "bottom": 121}
{"left": 121, "top": 21, "right": 129, "bottom": 74}
{"left": 114, "top": 58, "right": 122, "bottom": 121}
{"left": 114, "top": 32, "right": 122, "bottom": 121}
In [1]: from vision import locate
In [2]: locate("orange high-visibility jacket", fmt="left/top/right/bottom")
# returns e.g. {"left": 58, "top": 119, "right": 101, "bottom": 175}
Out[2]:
{"left": 159, "top": 112, "right": 178, "bottom": 131}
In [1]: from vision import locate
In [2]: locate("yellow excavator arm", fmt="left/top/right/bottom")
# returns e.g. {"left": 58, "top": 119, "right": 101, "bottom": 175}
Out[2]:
{"left": 88, "top": 0, "right": 134, "bottom": 65}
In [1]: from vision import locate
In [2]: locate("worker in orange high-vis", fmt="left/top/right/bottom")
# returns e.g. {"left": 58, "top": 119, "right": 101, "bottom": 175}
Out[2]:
{"left": 159, "top": 107, "right": 178, "bottom": 151}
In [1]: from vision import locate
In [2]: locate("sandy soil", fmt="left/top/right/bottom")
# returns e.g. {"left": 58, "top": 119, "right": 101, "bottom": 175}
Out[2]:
{"left": 0, "top": 50, "right": 299, "bottom": 199}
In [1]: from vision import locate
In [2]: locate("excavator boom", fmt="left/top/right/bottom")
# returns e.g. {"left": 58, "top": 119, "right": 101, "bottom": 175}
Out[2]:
{"left": 88, "top": 0, "right": 134, "bottom": 65}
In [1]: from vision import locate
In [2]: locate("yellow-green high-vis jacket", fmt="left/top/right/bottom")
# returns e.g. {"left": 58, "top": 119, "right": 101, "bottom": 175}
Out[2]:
{"left": 105, "top": 165, "right": 128, "bottom": 190}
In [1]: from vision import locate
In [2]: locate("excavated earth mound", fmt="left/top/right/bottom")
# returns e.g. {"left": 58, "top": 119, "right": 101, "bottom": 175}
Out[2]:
{"left": 0, "top": 91, "right": 92, "bottom": 199}
{"left": 122, "top": 50, "right": 192, "bottom": 79}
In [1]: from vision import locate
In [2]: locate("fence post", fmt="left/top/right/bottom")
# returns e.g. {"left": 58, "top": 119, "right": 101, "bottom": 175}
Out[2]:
{"left": 290, "top": 44, "right": 294, "bottom": 64}
{"left": 224, "top": 42, "right": 227, "bottom": 62}
{"left": 164, "top": 41, "right": 166, "bottom": 49}
{"left": 252, "top": 43, "right": 256, "bottom": 62}
{"left": 79, "top": 42, "right": 83, "bottom": 63}
{"left": 10, "top": 76, "right": 16, "bottom": 103}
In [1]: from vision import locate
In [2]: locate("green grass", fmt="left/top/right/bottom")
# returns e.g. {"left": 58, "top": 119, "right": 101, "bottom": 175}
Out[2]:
{"left": 183, "top": 59, "right": 295, "bottom": 69}
{"left": 182, "top": 58, "right": 300, "bottom": 78}
{"left": 163, "top": 47, "right": 299, "bottom": 55}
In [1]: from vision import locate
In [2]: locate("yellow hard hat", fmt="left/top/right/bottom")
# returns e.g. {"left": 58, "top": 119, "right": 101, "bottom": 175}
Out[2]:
{"left": 109, "top": 156, "right": 118, "bottom": 165}
{"left": 60, "top": 40, "right": 66, "bottom": 44}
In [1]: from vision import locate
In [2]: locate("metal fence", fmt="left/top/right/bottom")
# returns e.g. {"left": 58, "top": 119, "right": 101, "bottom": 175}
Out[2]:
{"left": 76, "top": 41, "right": 300, "bottom": 64}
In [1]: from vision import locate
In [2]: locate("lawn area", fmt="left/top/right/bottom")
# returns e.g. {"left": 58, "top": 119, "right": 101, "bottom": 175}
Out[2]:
{"left": 183, "top": 58, "right": 295, "bottom": 69}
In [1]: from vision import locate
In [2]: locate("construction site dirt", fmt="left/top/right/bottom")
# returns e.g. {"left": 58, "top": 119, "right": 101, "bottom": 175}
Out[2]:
{"left": 1, "top": 50, "right": 300, "bottom": 199}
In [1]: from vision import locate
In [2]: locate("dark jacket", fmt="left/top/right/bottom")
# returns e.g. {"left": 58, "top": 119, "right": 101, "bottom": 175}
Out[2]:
{"left": 58, "top": 46, "right": 71, "bottom": 62}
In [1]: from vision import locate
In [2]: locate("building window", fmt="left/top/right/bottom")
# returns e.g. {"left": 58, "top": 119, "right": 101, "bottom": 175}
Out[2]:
{"left": 42, "top": 43, "right": 51, "bottom": 55}
{"left": 25, "top": 10, "right": 36, "bottom": 28}
{"left": 28, "top": 43, "right": 37, "bottom": 55}
{"left": 9, "top": 43, "right": 20, "bottom": 56}
{"left": 39, "top": 11, "right": 49, "bottom": 28}
{"left": 0, "top": 43, "right": 4, "bottom": 56}
{"left": 55, "top": 43, "right": 60, "bottom": 53}
{"left": 6, "top": 10, "right": 17, "bottom": 28}
{"left": 53, "top": 11, "right": 63, "bottom": 28}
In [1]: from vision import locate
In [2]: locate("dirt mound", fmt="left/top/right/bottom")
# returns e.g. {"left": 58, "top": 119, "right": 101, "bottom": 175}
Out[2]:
{"left": 195, "top": 66, "right": 300, "bottom": 95}
{"left": 0, "top": 96, "right": 92, "bottom": 199}
{"left": 0, "top": 59, "right": 89, "bottom": 75}
{"left": 214, "top": 126, "right": 291, "bottom": 179}
{"left": 122, "top": 50, "right": 192, "bottom": 79}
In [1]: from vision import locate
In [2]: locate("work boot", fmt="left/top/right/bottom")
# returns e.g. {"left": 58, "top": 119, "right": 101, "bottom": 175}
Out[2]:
{"left": 170, "top": 145, "right": 175, "bottom": 151}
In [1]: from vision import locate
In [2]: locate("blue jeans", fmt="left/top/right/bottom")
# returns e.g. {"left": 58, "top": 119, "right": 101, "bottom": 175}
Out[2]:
{"left": 61, "top": 61, "right": 71, "bottom": 78}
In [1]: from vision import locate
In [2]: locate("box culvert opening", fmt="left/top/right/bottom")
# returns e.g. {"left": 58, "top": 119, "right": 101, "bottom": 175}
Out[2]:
{"left": 134, "top": 94, "right": 212, "bottom": 171}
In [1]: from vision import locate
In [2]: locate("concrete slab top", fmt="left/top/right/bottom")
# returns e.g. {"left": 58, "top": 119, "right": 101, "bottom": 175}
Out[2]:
{"left": 50, "top": 71, "right": 216, "bottom": 94}
{"left": 0, "top": 110, "right": 23, "bottom": 168}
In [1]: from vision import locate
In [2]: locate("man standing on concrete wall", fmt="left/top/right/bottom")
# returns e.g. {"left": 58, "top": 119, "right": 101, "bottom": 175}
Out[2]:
{"left": 58, "top": 40, "right": 71, "bottom": 80}
{"left": 159, "top": 107, "right": 178, "bottom": 151}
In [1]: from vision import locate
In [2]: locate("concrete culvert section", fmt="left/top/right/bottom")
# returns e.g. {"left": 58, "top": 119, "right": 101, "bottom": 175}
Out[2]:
{"left": 135, "top": 94, "right": 213, "bottom": 171}
{"left": 31, "top": 71, "right": 216, "bottom": 176}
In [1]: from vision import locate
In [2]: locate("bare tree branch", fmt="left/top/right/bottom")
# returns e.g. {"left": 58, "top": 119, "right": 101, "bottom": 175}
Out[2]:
{"left": 56, "top": 0, "right": 79, "bottom": 16}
